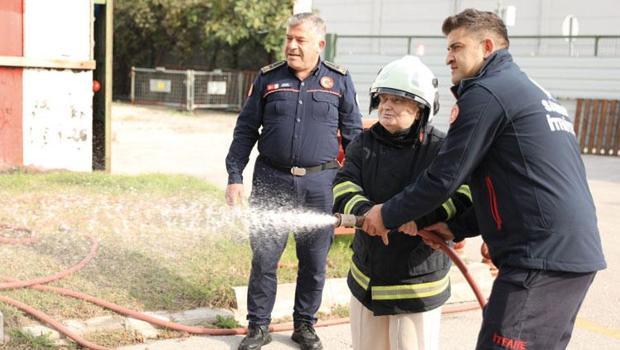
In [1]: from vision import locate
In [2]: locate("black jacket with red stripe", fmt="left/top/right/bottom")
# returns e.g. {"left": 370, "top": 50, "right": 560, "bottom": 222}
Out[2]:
{"left": 382, "top": 49, "right": 606, "bottom": 273}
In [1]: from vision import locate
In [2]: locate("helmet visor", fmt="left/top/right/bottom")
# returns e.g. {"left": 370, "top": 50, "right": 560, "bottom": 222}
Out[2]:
{"left": 369, "top": 87, "right": 430, "bottom": 113}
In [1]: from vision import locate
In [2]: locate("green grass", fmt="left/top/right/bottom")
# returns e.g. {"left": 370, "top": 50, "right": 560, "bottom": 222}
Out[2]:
{"left": 213, "top": 314, "right": 241, "bottom": 329}
{"left": 0, "top": 171, "right": 353, "bottom": 349}
{"left": 1, "top": 330, "right": 57, "bottom": 350}
{"left": 317, "top": 303, "right": 350, "bottom": 319}
{"left": 277, "top": 234, "right": 353, "bottom": 282}
{"left": 0, "top": 168, "right": 218, "bottom": 195}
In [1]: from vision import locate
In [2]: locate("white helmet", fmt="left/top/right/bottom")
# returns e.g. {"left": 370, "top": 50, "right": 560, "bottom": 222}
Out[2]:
{"left": 369, "top": 56, "right": 439, "bottom": 121}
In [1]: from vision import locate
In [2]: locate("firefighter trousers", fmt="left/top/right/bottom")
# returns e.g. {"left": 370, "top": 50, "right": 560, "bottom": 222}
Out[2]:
{"left": 246, "top": 158, "right": 336, "bottom": 326}
{"left": 476, "top": 266, "right": 596, "bottom": 350}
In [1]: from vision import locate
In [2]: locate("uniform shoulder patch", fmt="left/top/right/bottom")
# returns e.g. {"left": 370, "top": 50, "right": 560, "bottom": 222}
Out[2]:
{"left": 260, "top": 60, "right": 286, "bottom": 74}
{"left": 323, "top": 60, "right": 347, "bottom": 75}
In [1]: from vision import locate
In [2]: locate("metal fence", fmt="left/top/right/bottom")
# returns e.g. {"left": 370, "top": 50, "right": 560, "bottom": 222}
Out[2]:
{"left": 574, "top": 99, "right": 620, "bottom": 156}
{"left": 326, "top": 34, "right": 620, "bottom": 59}
{"left": 130, "top": 67, "right": 256, "bottom": 111}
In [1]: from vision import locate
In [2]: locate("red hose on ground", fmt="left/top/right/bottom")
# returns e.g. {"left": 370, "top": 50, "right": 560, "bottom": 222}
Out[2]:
{"left": 0, "top": 225, "right": 488, "bottom": 348}
{"left": 0, "top": 294, "right": 111, "bottom": 350}
{"left": 0, "top": 224, "right": 37, "bottom": 245}
{"left": 2, "top": 276, "right": 483, "bottom": 337}
{"left": 2, "top": 230, "right": 485, "bottom": 338}
{"left": 417, "top": 230, "right": 487, "bottom": 308}
{"left": 0, "top": 236, "right": 99, "bottom": 290}
{"left": 3, "top": 275, "right": 485, "bottom": 337}
{"left": 0, "top": 234, "right": 113, "bottom": 349}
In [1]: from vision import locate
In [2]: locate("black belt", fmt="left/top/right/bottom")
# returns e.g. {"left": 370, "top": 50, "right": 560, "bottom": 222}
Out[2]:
{"left": 260, "top": 157, "right": 340, "bottom": 176}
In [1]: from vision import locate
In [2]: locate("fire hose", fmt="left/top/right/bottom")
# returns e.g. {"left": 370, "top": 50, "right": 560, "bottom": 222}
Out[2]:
{"left": 334, "top": 213, "right": 488, "bottom": 309}
{"left": 0, "top": 216, "right": 487, "bottom": 349}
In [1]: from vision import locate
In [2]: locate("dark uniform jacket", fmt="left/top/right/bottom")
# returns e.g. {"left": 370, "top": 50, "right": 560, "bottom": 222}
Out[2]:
{"left": 226, "top": 60, "right": 363, "bottom": 184}
{"left": 382, "top": 49, "right": 606, "bottom": 273}
{"left": 333, "top": 122, "right": 472, "bottom": 315}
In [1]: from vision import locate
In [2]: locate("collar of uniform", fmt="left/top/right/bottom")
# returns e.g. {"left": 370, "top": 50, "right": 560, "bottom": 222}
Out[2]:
{"left": 370, "top": 122, "right": 420, "bottom": 149}
{"left": 312, "top": 59, "right": 323, "bottom": 76}
{"left": 285, "top": 59, "right": 322, "bottom": 78}
{"left": 453, "top": 48, "right": 512, "bottom": 97}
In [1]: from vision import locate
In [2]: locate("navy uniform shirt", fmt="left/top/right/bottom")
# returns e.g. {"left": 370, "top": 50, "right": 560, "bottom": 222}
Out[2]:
{"left": 226, "top": 60, "right": 363, "bottom": 184}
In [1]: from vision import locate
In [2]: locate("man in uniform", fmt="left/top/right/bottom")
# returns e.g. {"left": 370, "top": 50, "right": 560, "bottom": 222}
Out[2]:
{"left": 362, "top": 9, "right": 606, "bottom": 349}
{"left": 225, "top": 12, "right": 363, "bottom": 350}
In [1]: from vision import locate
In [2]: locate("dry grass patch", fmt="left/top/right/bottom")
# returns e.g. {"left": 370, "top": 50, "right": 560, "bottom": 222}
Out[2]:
{"left": 0, "top": 170, "right": 352, "bottom": 348}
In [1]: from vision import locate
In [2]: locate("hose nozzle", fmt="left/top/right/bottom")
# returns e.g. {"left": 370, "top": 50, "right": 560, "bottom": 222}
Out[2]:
{"left": 334, "top": 213, "right": 365, "bottom": 228}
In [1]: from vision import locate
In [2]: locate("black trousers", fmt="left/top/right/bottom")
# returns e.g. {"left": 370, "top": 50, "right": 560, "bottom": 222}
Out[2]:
{"left": 246, "top": 158, "right": 336, "bottom": 326}
{"left": 476, "top": 266, "right": 596, "bottom": 350}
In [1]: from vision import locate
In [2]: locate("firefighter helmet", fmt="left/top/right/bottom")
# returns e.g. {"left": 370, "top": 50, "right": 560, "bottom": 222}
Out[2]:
{"left": 369, "top": 55, "right": 440, "bottom": 120}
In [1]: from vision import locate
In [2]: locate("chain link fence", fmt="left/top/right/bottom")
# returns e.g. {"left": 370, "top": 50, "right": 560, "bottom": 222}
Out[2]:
{"left": 130, "top": 67, "right": 256, "bottom": 111}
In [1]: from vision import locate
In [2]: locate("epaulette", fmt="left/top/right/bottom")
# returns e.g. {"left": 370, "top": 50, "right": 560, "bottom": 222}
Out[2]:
{"left": 323, "top": 60, "right": 347, "bottom": 75}
{"left": 260, "top": 60, "right": 286, "bottom": 74}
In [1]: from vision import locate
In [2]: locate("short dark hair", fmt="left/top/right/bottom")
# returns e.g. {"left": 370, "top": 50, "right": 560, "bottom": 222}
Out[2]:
{"left": 442, "top": 8, "right": 509, "bottom": 48}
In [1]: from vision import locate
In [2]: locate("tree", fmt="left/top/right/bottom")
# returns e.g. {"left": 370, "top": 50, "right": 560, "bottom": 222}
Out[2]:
{"left": 113, "top": 0, "right": 295, "bottom": 98}
{"left": 113, "top": 0, "right": 210, "bottom": 97}
{"left": 114, "top": 0, "right": 209, "bottom": 67}
{"left": 205, "top": 0, "right": 295, "bottom": 63}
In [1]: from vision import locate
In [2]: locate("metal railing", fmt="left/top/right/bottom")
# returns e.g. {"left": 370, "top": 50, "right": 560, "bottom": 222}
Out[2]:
{"left": 326, "top": 34, "right": 620, "bottom": 59}
{"left": 130, "top": 67, "right": 256, "bottom": 111}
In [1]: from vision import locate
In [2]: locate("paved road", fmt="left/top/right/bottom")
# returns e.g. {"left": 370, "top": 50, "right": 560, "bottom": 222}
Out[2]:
{"left": 113, "top": 104, "right": 620, "bottom": 349}
{"left": 111, "top": 103, "right": 249, "bottom": 192}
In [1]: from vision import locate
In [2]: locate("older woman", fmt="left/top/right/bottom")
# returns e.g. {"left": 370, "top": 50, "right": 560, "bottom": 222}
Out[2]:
{"left": 333, "top": 56, "right": 472, "bottom": 350}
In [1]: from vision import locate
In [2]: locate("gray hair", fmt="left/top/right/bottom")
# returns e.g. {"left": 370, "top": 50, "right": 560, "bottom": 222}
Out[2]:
{"left": 288, "top": 13, "right": 326, "bottom": 39}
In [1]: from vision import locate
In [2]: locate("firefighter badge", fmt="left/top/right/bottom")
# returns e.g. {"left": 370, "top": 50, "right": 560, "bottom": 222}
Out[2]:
{"left": 320, "top": 76, "right": 334, "bottom": 89}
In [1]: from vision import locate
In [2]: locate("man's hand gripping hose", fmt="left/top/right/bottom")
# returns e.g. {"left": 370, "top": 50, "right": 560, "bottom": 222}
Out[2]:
{"left": 334, "top": 213, "right": 487, "bottom": 308}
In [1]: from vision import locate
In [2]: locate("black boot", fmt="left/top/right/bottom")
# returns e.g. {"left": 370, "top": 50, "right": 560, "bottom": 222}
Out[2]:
{"left": 238, "top": 324, "right": 272, "bottom": 350}
{"left": 291, "top": 323, "right": 323, "bottom": 350}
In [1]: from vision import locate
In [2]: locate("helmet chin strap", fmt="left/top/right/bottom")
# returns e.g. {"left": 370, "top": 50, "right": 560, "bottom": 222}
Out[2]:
{"left": 433, "top": 91, "right": 440, "bottom": 117}
{"left": 412, "top": 107, "right": 431, "bottom": 144}
{"left": 369, "top": 93, "right": 382, "bottom": 114}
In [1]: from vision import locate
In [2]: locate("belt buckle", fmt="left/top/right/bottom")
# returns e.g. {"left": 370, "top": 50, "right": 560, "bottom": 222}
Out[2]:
{"left": 291, "top": 166, "right": 306, "bottom": 176}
